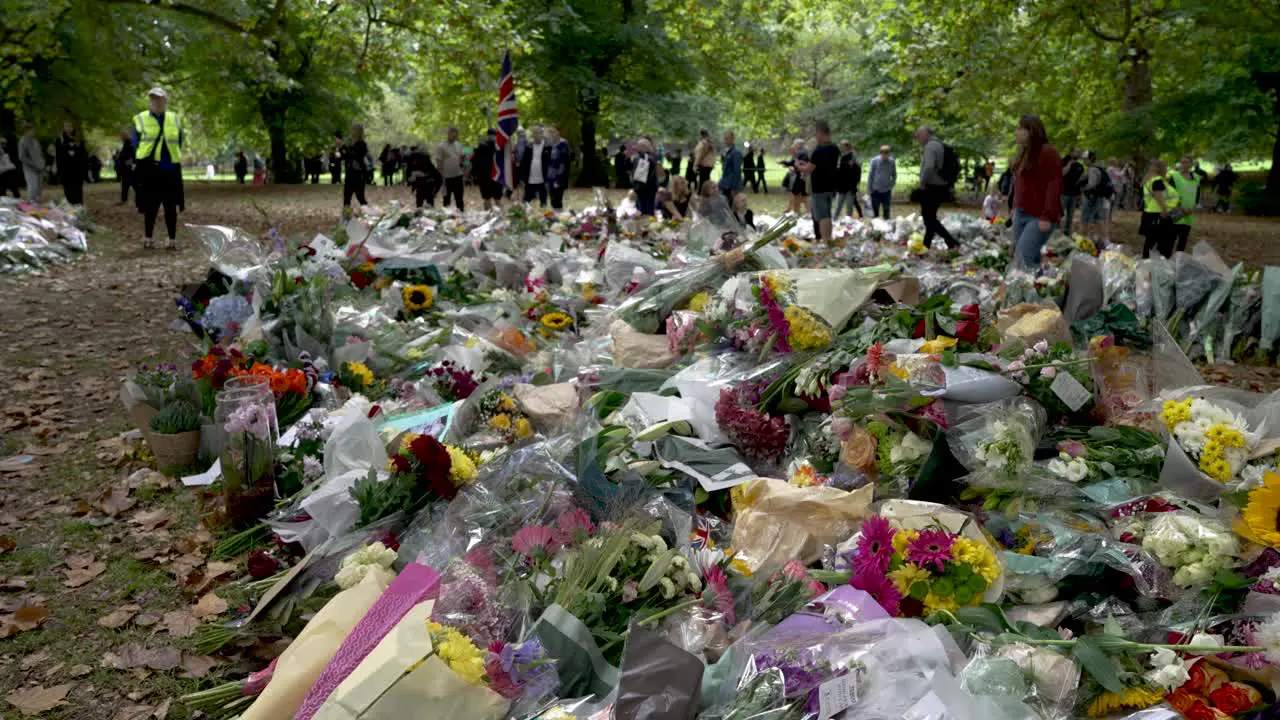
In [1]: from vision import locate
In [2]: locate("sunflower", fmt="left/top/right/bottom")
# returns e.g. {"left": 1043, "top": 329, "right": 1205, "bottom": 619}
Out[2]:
{"left": 540, "top": 311, "right": 572, "bottom": 331}
{"left": 402, "top": 285, "right": 434, "bottom": 312}
{"left": 1241, "top": 471, "right": 1280, "bottom": 547}
{"left": 1085, "top": 686, "right": 1163, "bottom": 717}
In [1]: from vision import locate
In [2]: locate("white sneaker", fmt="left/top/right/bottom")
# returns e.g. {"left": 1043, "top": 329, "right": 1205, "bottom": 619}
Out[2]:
{"left": 143, "top": 237, "right": 154, "bottom": 249}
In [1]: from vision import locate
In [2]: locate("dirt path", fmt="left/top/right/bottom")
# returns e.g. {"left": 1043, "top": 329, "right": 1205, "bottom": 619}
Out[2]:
{"left": 0, "top": 180, "right": 1277, "bottom": 718}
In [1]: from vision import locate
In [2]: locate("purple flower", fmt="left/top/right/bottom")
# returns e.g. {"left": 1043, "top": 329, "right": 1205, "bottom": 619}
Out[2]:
{"left": 225, "top": 402, "right": 271, "bottom": 441}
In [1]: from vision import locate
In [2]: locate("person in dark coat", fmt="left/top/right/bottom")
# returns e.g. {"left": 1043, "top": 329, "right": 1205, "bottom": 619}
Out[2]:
{"left": 547, "top": 126, "right": 572, "bottom": 210}
{"left": 115, "top": 130, "right": 136, "bottom": 204}
{"left": 55, "top": 120, "right": 87, "bottom": 206}
{"left": 517, "top": 125, "right": 552, "bottom": 207}
{"left": 404, "top": 145, "right": 442, "bottom": 209}
{"left": 234, "top": 151, "right": 248, "bottom": 184}
{"left": 612, "top": 146, "right": 630, "bottom": 190}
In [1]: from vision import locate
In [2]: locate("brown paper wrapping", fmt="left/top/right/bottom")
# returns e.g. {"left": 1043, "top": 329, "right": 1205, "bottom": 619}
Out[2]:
{"left": 730, "top": 477, "right": 873, "bottom": 572}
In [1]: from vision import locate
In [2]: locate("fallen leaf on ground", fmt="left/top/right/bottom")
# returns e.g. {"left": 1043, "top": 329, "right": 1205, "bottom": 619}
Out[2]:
{"left": 20, "top": 651, "right": 50, "bottom": 670}
{"left": 190, "top": 592, "right": 227, "bottom": 619}
{"left": 133, "top": 612, "right": 160, "bottom": 627}
{"left": 22, "top": 443, "right": 68, "bottom": 456}
{"left": 152, "top": 699, "right": 170, "bottom": 719}
{"left": 0, "top": 536, "right": 13, "bottom": 553}
{"left": 0, "top": 605, "right": 50, "bottom": 638}
{"left": 111, "top": 705, "right": 155, "bottom": 720}
{"left": 102, "top": 645, "right": 182, "bottom": 672}
{"left": 159, "top": 610, "right": 198, "bottom": 638}
{"left": 67, "top": 665, "right": 90, "bottom": 678}
{"left": 180, "top": 654, "right": 217, "bottom": 678}
{"left": 5, "top": 684, "right": 72, "bottom": 716}
{"left": 0, "top": 455, "right": 38, "bottom": 473}
{"left": 130, "top": 509, "right": 170, "bottom": 531}
{"left": 202, "top": 561, "right": 237, "bottom": 581}
{"left": 63, "top": 562, "right": 107, "bottom": 588}
{"left": 94, "top": 486, "right": 136, "bottom": 516}
{"left": 97, "top": 604, "right": 141, "bottom": 629}
{"left": 125, "top": 469, "right": 172, "bottom": 490}
{"left": 64, "top": 552, "right": 95, "bottom": 569}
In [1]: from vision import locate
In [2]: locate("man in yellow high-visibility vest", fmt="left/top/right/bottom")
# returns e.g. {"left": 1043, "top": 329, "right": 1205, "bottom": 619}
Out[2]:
{"left": 131, "top": 87, "right": 185, "bottom": 250}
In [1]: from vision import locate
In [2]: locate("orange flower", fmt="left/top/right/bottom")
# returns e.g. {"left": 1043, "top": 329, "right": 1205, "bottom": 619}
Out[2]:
{"left": 1186, "top": 659, "right": 1229, "bottom": 695}
{"left": 1168, "top": 688, "right": 1205, "bottom": 713}
{"left": 192, "top": 354, "right": 217, "bottom": 379}
{"left": 1208, "top": 682, "right": 1261, "bottom": 715}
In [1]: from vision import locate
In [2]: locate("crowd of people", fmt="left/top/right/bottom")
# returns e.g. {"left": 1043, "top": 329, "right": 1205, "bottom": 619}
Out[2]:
{"left": 0, "top": 87, "right": 1256, "bottom": 260}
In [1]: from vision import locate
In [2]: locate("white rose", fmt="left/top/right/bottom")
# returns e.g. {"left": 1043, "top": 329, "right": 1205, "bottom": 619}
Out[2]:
{"left": 1173, "top": 561, "right": 1215, "bottom": 588}
{"left": 1144, "top": 648, "right": 1190, "bottom": 690}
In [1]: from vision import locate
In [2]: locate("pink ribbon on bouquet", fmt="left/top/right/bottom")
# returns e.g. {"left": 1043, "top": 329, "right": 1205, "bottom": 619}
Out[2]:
{"left": 293, "top": 562, "right": 442, "bottom": 720}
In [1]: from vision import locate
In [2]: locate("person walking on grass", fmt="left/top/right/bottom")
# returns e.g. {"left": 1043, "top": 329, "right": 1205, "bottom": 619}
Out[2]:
{"left": 1169, "top": 154, "right": 1200, "bottom": 253}
{"left": 518, "top": 125, "right": 551, "bottom": 207}
{"left": 116, "top": 130, "right": 136, "bottom": 204}
{"left": 547, "top": 126, "right": 571, "bottom": 211}
{"left": 1009, "top": 114, "right": 1062, "bottom": 268}
{"left": 915, "top": 125, "right": 959, "bottom": 250}
{"left": 18, "top": 123, "right": 44, "bottom": 203}
{"left": 801, "top": 120, "right": 840, "bottom": 242}
{"left": 718, "top": 130, "right": 743, "bottom": 201}
{"left": 1060, "top": 147, "right": 1084, "bottom": 236}
{"left": 835, "top": 140, "right": 863, "bottom": 219}
{"left": 341, "top": 123, "right": 369, "bottom": 210}
{"left": 694, "top": 130, "right": 715, "bottom": 192}
{"left": 1140, "top": 159, "right": 1175, "bottom": 259}
{"left": 867, "top": 145, "right": 896, "bottom": 219}
{"left": 55, "top": 120, "right": 86, "bottom": 206}
{"left": 132, "top": 87, "right": 186, "bottom": 249}
{"left": 1079, "top": 151, "right": 1111, "bottom": 247}
{"left": 436, "top": 126, "right": 466, "bottom": 211}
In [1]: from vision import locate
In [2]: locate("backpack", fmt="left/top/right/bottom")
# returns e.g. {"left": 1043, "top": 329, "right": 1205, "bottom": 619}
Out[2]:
{"left": 940, "top": 143, "right": 961, "bottom": 186}
{"left": 1088, "top": 165, "right": 1114, "bottom": 199}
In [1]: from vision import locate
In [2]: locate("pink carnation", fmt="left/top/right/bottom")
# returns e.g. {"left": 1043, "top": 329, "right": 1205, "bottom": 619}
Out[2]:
{"left": 512, "top": 525, "right": 560, "bottom": 560}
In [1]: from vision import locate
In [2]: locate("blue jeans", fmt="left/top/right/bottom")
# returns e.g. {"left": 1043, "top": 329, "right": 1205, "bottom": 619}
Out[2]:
{"left": 834, "top": 190, "right": 862, "bottom": 218}
{"left": 870, "top": 190, "right": 891, "bottom": 219}
{"left": 1013, "top": 209, "right": 1054, "bottom": 267}
{"left": 1061, "top": 194, "right": 1079, "bottom": 235}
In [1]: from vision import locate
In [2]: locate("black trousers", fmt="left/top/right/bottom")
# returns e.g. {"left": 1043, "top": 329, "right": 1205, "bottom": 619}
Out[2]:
{"left": 1140, "top": 213, "right": 1173, "bottom": 258}
{"left": 443, "top": 176, "right": 465, "bottom": 210}
{"left": 63, "top": 177, "right": 83, "bottom": 205}
{"left": 696, "top": 166, "right": 712, "bottom": 191}
{"left": 523, "top": 183, "right": 547, "bottom": 207}
{"left": 550, "top": 184, "right": 566, "bottom": 210}
{"left": 118, "top": 169, "right": 132, "bottom": 202}
{"left": 140, "top": 167, "right": 182, "bottom": 240}
{"left": 413, "top": 180, "right": 437, "bottom": 208}
{"left": 670, "top": 159, "right": 682, "bottom": 178}
{"left": 236, "top": 171, "right": 246, "bottom": 184}
{"left": 920, "top": 185, "right": 958, "bottom": 249}
{"left": 343, "top": 174, "right": 367, "bottom": 207}
{"left": 330, "top": 169, "right": 340, "bottom": 184}
{"left": 1172, "top": 224, "right": 1192, "bottom": 253}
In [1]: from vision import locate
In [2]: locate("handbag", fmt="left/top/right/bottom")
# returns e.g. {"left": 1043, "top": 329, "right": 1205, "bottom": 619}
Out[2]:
{"left": 631, "top": 155, "right": 651, "bottom": 185}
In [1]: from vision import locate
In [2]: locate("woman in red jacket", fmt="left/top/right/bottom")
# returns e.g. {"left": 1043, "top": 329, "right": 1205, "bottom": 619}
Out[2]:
{"left": 1010, "top": 115, "right": 1063, "bottom": 267}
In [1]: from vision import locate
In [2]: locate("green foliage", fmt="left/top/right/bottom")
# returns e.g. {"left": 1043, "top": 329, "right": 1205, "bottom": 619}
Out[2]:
{"left": 150, "top": 400, "right": 201, "bottom": 434}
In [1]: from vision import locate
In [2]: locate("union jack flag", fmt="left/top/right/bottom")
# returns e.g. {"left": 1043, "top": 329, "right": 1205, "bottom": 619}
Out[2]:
{"left": 494, "top": 50, "right": 518, "bottom": 189}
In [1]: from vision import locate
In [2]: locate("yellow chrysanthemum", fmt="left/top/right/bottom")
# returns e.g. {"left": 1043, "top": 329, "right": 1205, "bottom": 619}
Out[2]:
{"left": 427, "top": 621, "right": 486, "bottom": 686}
{"left": 497, "top": 394, "right": 517, "bottom": 413}
{"left": 784, "top": 305, "right": 832, "bottom": 351}
{"left": 888, "top": 562, "right": 931, "bottom": 596}
{"left": 1242, "top": 472, "right": 1280, "bottom": 548}
{"left": 1161, "top": 398, "right": 1192, "bottom": 431}
{"left": 687, "top": 292, "right": 711, "bottom": 313}
{"left": 918, "top": 336, "right": 958, "bottom": 354}
{"left": 790, "top": 464, "right": 818, "bottom": 488}
{"left": 952, "top": 537, "right": 1001, "bottom": 585}
{"left": 515, "top": 418, "right": 533, "bottom": 438}
{"left": 1199, "top": 448, "right": 1233, "bottom": 483}
{"left": 1085, "top": 687, "right": 1163, "bottom": 717}
{"left": 728, "top": 556, "right": 753, "bottom": 577}
{"left": 489, "top": 413, "right": 512, "bottom": 431}
{"left": 446, "top": 445, "right": 477, "bottom": 485}
{"left": 344, "top": 361, "right": 374, "bottom": 388}
{"left": 1206, "top": 424, "right": 1246, "bottom": 448}
{"left": 892, "top": 528, "right": 919, "bottom": 556}
{"left": 540, "top": 312, "right": 573, "bottom": 330}
{"left": 762, "top": 272, "right": 791, "bottom": 294}
{"left": 402, "top": 284, "right": 434, "bottom": 312}
{"left": 923, "top": 592, "right": 960, "bottom": 615}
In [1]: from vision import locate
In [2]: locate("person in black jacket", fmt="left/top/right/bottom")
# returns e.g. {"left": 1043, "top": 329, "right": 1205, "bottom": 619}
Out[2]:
{"left": 471, "top": 129, "right": 502, "bottom": 211}
{"left": 631, "top": 138, "right": 659, "bottom": 215}
{"left": 517, "top": 125, "right": 552, "bottom": 207}
{"left": 834, "top": 141, "right": 863, "bottom": 218}
{"left": 55, "top": 120, "right": 87, "bottom": 206}
{"left": 342, "top": 124, "right": 369, "bottom": 209}
{"left": 547, "top": 126, "right": 572, "bottom": 210}
{"left": 115, "top": 130, "right": 136, "bottom": 204}
{"left": 614, "top": 146, "right": 630, "bottom": 190}
{"left": 234, "top": 151, "right": 248, "bottom": 184}
{"left": 404, "top": 145, "right": 442, "bottom": 209}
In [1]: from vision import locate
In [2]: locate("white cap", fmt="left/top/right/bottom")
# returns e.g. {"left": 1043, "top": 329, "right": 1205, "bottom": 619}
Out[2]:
{"left": 147, "top": 87, "right": 168, "bottom": 98}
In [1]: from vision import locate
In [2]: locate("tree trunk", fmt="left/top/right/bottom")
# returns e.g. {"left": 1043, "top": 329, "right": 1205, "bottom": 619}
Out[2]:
{"left": 259, "top": 100, "right": 299, "bottom": 184}
{"left": 1122, "top": 39, "right": 1154, "bottom": 180}
{"left": 575, "top": 89, "right": 601, "bottom": 187}
{"left": 1268, "top": 94, "right": 1280, "bottom": 197}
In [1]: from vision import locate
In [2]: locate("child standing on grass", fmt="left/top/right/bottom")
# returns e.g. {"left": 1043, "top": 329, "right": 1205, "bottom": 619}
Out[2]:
{"left": 983, "top": 188, "right": 1000, "bottom": 222}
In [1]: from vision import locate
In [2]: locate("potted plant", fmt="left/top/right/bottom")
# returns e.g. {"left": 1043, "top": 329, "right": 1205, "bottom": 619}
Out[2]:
{"left": 148, "top": 400, "right": 202, "bottom": 470}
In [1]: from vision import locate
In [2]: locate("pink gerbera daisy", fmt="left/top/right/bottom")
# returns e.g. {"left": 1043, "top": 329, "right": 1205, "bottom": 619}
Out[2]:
{"left": 850, "top": 569, "right": 901, "bottom": 616}
{"left": 905, "top": 529, "right": 954, "bottom": 572}
{"left": 555, "top": 508, "right": 596, "bottom": 544}
{"left": 511, "top": 525, "right": 560, "bottom": 561}
{"left": 701, "top": 566, "right": 737, "bottom": 625}
{"left": 853, "top": 516, "right": 896, "bottom": 574}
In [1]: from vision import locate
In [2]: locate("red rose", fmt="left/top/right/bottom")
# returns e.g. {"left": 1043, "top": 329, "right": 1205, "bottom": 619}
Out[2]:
{"left": 1168, "top": 688, "right": 1203, "bottom": 713}
{"left": 955, "top": 319, "right": 979, "bottom": 344}
{"left": 246, "top": 550, "right": 281, "bottom": 579}
{"left": 1185, "top": 658, "right": 1229, "bottom": 695}
{"left": 1183, "top": 699, "right": 1229, "bottom": 720}
{"left": 960, "top": 303, "right": 980, "bottom": 321}
{"left": 912, "top": 318, "right": 926, "bottom": 338}
{"left": 1208, "top": 682, "right": 1260, "bottom": 715}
